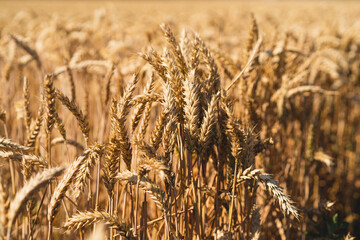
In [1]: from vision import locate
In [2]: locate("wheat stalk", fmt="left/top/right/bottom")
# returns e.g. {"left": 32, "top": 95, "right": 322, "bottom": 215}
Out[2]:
{"left": 116, "top": 171, "right": 166, "bottom": 211}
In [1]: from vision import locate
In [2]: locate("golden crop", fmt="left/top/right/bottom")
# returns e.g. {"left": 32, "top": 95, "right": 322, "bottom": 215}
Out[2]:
{"left": 0, "top": 1, "right": 359, "bottom": 239}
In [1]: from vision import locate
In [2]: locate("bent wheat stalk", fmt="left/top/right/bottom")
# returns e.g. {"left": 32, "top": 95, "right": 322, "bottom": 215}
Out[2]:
{"left": 64, "top": 210, "right": 134, "bottom": 239}
{"left": 7, "top": 167, "right": 64, "bottom": 239}
{"left": 47, "top": 151, "right": 92, "bottom": 224}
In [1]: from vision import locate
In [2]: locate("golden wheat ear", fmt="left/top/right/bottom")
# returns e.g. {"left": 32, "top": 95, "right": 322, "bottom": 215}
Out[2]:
{"left": 7, "top": 167, "right": 64, "bottom": 236}
{"left": 0, "top": 178, "right": 9, "bottom": 239}
{"left": 0, "top": 138, "right": 32, "bottom": 154}
{"left": 257, "top": 173, "right": 299, "bottom": 219}
{"left": 26, "top": 105, "right": 44, "bottom": 148}
{"left": 64, "top": 210, "right": 134, "bottom": 238}
{"left": 47, "top": 150, "right": 93, "bottom": 223}
{"left": 56, "top": 89, "right": 89, "bottom": 145}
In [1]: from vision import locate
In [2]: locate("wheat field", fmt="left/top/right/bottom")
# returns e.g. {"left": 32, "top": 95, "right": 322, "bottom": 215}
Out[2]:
{"left": 0, "top": 1, "right": 359, "bottom": 239}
